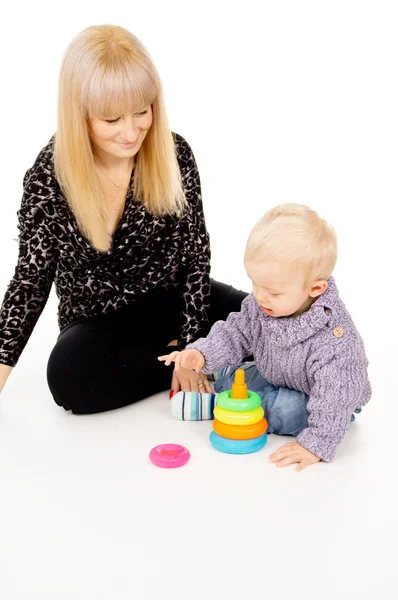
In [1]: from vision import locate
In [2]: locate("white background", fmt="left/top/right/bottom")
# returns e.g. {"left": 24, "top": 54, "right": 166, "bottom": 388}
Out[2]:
{"left": 0, "top": 1, "right": 397, "bottom": 599}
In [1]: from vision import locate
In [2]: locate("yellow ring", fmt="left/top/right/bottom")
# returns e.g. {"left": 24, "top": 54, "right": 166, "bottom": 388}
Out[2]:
{"left": 214, "top": 405, "right": 264, "bottom": 426}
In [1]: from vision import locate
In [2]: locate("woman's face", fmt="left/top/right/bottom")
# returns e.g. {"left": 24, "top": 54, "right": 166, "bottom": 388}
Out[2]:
{"left": 88, "top": 106, "right": 153, "bottom": 161}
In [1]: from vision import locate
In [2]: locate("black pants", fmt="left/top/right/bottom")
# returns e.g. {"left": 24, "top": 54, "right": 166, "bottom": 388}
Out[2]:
{"left": 47, "top": 280, "right": 248, "bottom": 414}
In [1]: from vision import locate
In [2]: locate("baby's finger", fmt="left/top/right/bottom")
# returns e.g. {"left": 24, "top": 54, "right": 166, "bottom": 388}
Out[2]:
{"left": 269, "top": 446, "right": 291, "bottom": 462}
{"left": 275, "top": 454, "right": 301, "bottom": 468}
{"left": 158, "top": 351, "right": 179, "bottom": 366}
{"left": 193, "top": 358, "right": 203, "bottom": 373}
{"left": 159, "top": 356, "right": 174, "bottom": 366}
{"left": 295, "top": 461, "right": 310, "bottom": 472}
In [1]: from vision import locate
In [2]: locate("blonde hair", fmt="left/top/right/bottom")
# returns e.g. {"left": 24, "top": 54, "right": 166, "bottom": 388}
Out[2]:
{"left": 245, "top": 203, "right": 337, "bottom": 285}
{"left": 54, "top": 24, "right": 186, "bottom": 252}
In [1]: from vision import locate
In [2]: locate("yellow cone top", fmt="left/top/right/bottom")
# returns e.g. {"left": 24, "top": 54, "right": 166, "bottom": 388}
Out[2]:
{"left": 231, "top": 369, "right": 248, "bottom": 399}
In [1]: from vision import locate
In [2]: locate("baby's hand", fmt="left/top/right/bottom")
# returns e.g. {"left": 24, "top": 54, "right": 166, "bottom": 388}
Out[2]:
{"left": 269, "top": 442, "right": 321, "bottom": 472}
{"left": 158, "top": 349, "right": 205, "bottom": 373}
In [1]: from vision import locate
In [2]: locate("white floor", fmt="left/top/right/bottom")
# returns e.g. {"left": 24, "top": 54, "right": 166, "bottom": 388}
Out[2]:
{"left": 0, "top": 293, "right": 396, "bottom": 600}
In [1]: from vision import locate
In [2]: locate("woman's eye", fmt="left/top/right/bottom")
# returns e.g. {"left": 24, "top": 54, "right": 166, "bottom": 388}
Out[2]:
{"left": 105, "top": 110, "right": 147, "bottom": 123}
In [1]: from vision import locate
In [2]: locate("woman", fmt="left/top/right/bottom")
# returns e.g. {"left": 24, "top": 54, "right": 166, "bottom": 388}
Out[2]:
{"left": 0, "top": 24, "right": 246, "bottom": 414}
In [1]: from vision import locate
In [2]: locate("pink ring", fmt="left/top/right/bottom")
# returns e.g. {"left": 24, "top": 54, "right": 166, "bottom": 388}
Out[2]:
{"left": 149, "top": 444, "right": 190, "bottom": 468}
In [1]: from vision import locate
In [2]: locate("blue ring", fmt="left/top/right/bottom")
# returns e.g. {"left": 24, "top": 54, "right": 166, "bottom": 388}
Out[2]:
{"left": 209, "top": 431, "right": 267, "bottom": 455}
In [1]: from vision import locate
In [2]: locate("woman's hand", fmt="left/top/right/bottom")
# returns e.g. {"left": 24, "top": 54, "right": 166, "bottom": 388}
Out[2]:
{"left": 158, "top": 349, "right": 205, "bottom": 372}
{"left": 171, "top": 367, "right": 213, "bottom": 394}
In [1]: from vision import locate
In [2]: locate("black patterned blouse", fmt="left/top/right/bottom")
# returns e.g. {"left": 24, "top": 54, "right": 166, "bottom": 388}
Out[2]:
{"left": 0, "top": 133, "right": 211, "bottom": 367}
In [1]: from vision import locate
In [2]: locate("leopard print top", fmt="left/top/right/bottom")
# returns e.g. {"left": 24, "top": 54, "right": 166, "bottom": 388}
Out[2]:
{"left": 0, "top": 133, "right": 211, "bottom": 367}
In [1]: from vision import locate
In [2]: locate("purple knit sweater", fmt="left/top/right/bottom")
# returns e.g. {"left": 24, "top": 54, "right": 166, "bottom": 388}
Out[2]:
{"left": 188, "top": 277, "right": 371, "bottom": 462}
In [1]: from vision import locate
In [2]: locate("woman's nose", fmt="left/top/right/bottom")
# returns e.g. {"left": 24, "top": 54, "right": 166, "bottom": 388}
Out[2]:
{"left": 121, "top": 117, "right": 139, "bottom": 141}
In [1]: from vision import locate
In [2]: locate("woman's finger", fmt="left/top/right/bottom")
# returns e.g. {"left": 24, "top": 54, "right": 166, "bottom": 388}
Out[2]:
{"left": 204, "top": 379, "right": 213, "bottom": 393}
{"left": 172, "top": 367, "right": 212, "bottom": 394}
{"left": 194, "top": 374, "right": 211, "bottom": 394}
{"left": 172, "top": 367, "right": 192, "bottom": 392}
{"left": 190, "top": 375, "right": 199, "bottom": 393}
{"left": 171, "top": 371, "right": 180, "bottom": 395}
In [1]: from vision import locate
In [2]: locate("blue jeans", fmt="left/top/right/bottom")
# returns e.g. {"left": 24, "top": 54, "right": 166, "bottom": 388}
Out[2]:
{"left": 214, "top": 362, "right": 360, "bottom": 437}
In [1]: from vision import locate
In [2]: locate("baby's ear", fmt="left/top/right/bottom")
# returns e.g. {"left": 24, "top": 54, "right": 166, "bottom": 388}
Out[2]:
{"left": 309, "top": 279, "right": 328, "bottom": 298}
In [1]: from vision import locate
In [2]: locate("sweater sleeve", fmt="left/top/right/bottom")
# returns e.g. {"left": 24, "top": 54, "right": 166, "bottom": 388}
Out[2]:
{"left": 186, "top": 295, "right": 255, "bottom": 374}
{"left": 175, "top": 134, "right": 211, "bottom": 347}
{"left": 297, "top": 356, "right": 370, "bottom": 462}
{"left": 0, "top": 168, "right": 58, "bottom": 367}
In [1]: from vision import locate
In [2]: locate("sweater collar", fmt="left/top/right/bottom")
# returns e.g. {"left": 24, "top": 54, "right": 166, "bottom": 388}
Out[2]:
{"left": 259, "top": 277, "right": 339, "bottom": 347}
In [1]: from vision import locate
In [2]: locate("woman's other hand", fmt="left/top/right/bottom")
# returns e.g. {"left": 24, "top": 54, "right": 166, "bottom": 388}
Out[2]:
{"left": 171, "top": 367, "right": 212, "bottom": 394}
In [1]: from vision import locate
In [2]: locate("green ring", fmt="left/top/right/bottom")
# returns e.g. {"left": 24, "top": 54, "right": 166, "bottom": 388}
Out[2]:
{"left": 216, "top": 390, "right": 262, "bottom": 412}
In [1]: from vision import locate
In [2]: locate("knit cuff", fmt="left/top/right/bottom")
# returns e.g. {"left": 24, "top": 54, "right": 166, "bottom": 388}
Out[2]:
{"left": 296, "top": 428, "right": 338, "bottom": 463}
{"left": 185, "top": 340, "right": 222, "bottom": 375}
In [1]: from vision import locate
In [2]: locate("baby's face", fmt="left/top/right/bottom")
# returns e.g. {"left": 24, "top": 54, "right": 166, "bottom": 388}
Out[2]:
{"left": 245, "top": 260, "right": 314, "bottom": 318}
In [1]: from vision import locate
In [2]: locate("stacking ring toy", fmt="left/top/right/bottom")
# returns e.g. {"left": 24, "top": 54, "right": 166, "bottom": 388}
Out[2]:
{"left": 214, "top": 405, "right": 264, "bottom": 426}
{"left": 149, "top": 444, "right": 190, "bottom": 468}
{"left": 210, "top": 431, "right": 267, "bottom": 454}
{"left": 217, "top": 389, "right": 262, "bottom": 412}
{"left": 213, "top": 418, "right": 268, "bottom": 440}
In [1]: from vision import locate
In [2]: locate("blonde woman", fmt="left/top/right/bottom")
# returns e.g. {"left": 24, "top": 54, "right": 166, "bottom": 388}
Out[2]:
{"left": 0, "top": 25, "right": 247, "bottom": 413}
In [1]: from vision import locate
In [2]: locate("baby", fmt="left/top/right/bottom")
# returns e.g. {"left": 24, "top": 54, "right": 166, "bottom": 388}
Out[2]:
{"left": 159, "top": 204, "right": 371, "bottom": 470}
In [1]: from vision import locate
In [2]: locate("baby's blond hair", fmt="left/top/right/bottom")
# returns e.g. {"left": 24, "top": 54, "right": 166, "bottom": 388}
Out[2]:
{"left": 244, "top": 203, "right": 337, "bottom": 285}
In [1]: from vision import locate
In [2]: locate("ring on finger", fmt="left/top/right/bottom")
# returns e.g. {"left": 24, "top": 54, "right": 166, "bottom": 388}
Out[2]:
{"left": 198, "top": 381, "right": 205, "bottom": 387}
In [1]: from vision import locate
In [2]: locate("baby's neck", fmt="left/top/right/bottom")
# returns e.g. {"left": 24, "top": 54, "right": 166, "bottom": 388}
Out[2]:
{"left": 290, "top": 296, "right": 317, "bottom": 318}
